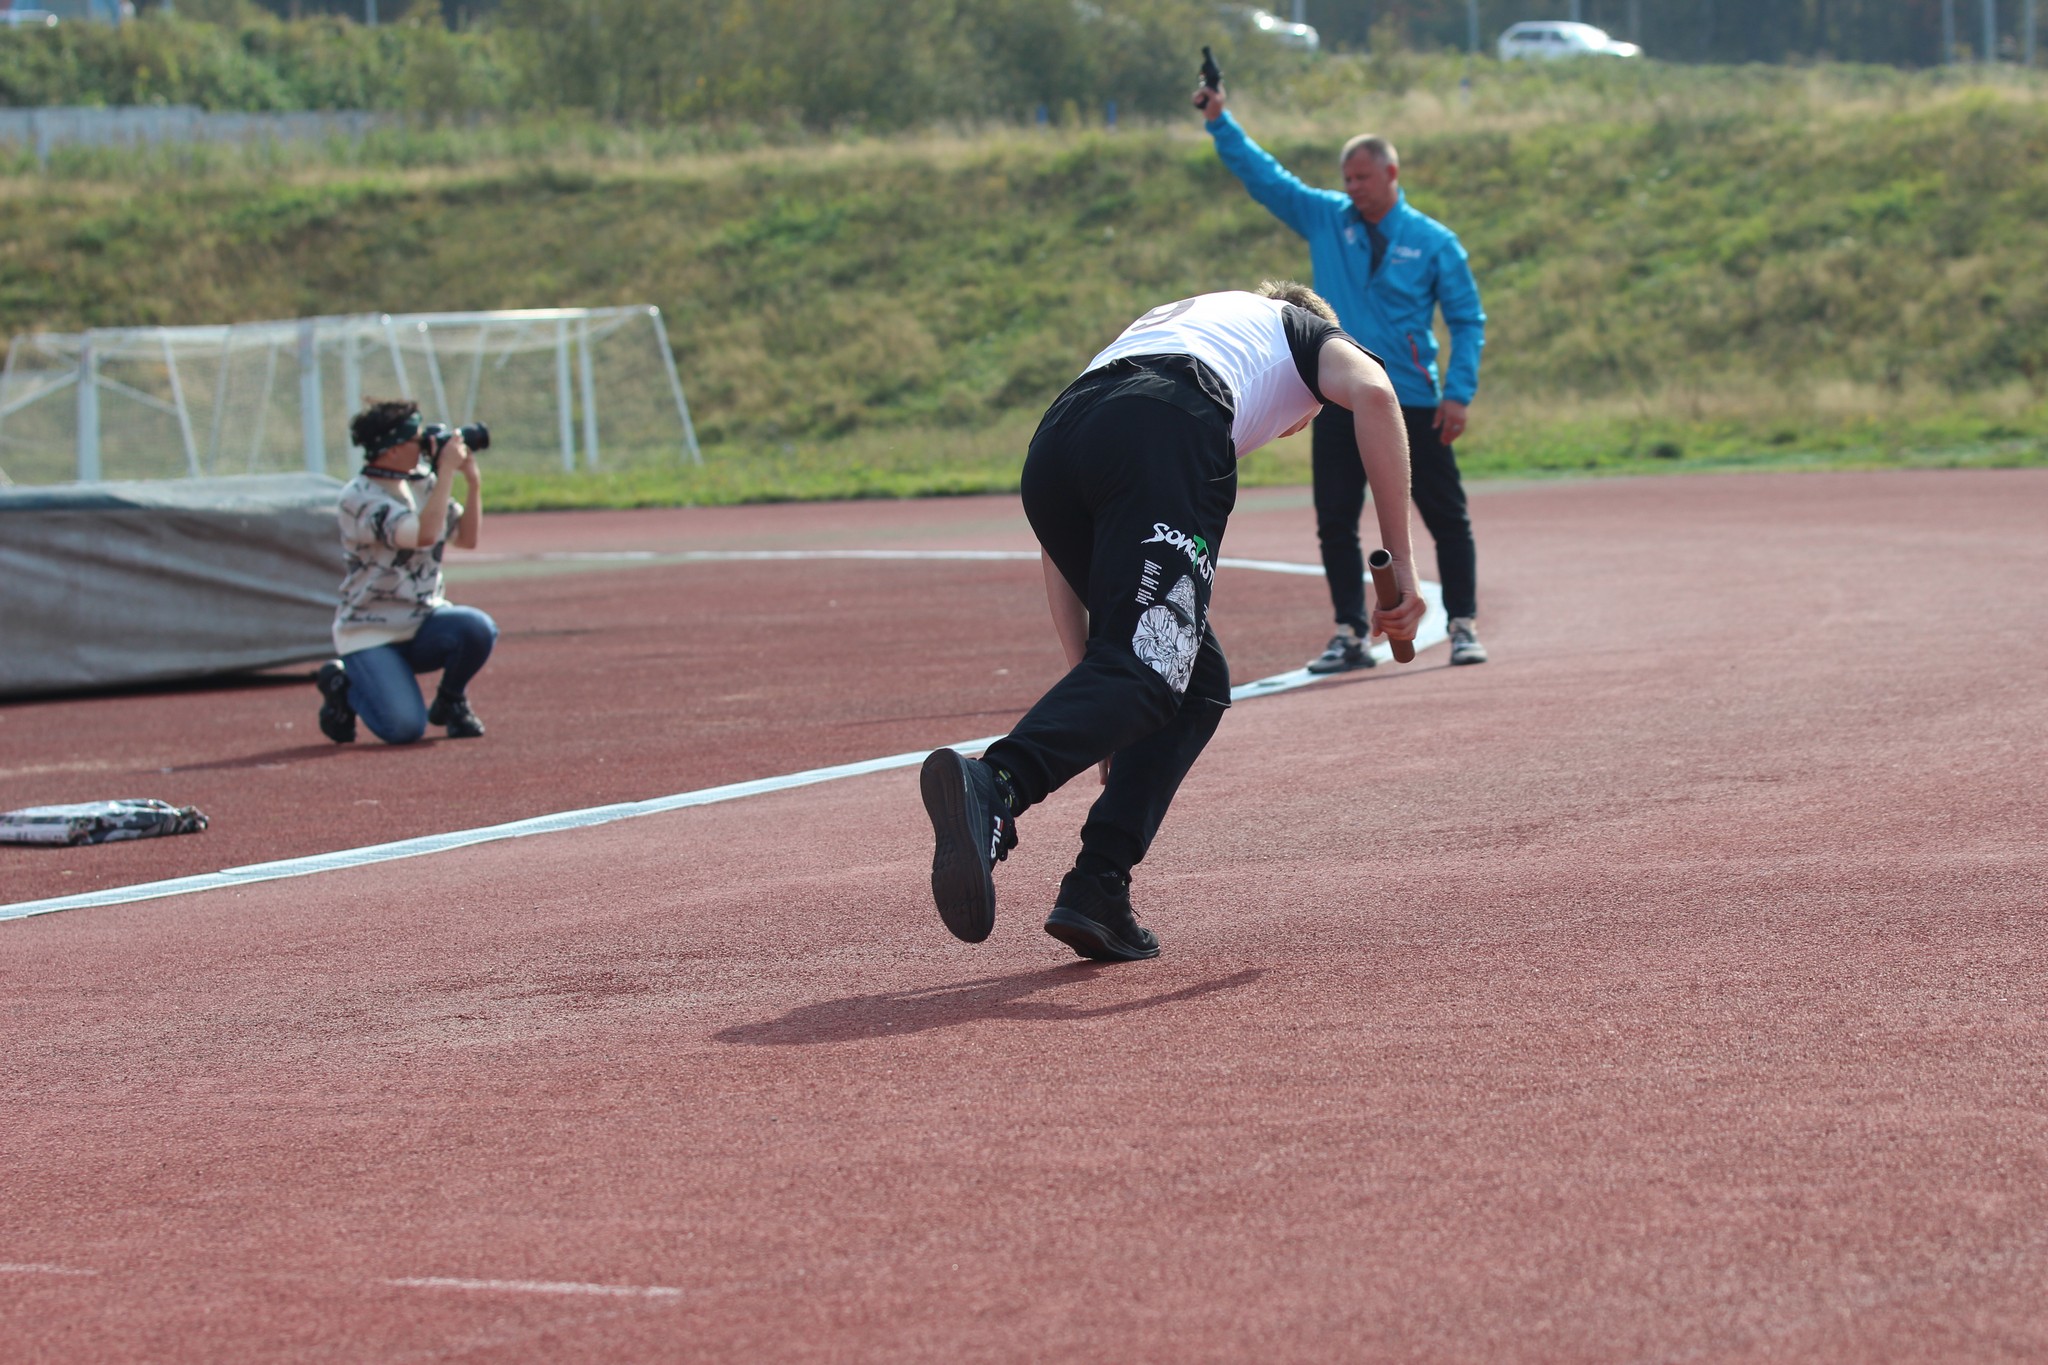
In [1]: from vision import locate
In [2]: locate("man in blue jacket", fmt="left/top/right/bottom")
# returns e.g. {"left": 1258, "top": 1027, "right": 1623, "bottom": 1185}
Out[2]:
{"left": 1196, "top": 81, "right": 1489, "bottom": 669}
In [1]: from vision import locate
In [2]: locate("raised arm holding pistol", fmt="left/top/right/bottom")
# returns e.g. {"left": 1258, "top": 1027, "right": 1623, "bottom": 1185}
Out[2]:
{"left": 1193, "top": 46, "right": 1225, "bottom": 116}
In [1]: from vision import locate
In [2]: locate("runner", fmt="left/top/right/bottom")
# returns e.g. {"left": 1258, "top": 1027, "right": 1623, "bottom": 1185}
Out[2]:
{"left": 920, "top": 283, "right": 1423, "bottom": 962}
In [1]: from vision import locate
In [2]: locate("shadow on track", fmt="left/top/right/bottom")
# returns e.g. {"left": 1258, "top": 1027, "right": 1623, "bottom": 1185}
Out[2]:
{"left": 164, "top": 737, "right": 476, "bottom": 772}
{"left": 162, "top": 744, "right": 360, "bottom": 773}
{"left": 1, "top": 668, "right": 319, "bottom": 705}
{"left": 715, "top": 965, "right": 1264, "bottom": 1046}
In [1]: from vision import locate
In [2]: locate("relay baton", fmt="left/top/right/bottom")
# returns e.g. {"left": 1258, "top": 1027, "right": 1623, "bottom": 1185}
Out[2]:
{"left": 1366, "top": 548, "right": 1415, "bottom": 663}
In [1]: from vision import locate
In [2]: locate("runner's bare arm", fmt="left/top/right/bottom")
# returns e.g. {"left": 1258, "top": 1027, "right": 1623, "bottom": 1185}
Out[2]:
{"left": 1041, "top": 552, "right": 1087, "bottom": 669}
{"left": 1041, "top": 552, "right": 1110, "bottom": 783}
{"left": 1318, "top": 340, "right": 1424, "bottom": 642}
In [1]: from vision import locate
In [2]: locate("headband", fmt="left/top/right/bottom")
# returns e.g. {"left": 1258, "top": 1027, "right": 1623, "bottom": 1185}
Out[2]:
{"left": 364, "top": 411, "right": 423, "bottom": 456}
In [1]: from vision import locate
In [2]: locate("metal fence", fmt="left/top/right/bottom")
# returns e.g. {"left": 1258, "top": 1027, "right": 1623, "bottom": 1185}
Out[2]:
{"left": 0, "top": 106, "right": 393, "bottom": 167}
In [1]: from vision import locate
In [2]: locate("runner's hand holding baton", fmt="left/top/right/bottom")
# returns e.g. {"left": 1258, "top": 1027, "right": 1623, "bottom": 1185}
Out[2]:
{"left": 1367, "top": 548, "right": 1420, "bottom": 662}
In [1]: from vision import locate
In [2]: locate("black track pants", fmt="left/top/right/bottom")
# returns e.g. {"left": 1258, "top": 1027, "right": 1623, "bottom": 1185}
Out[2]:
{"left": 982, "top": 376, "right": 1237, "bottom": 880}
{"left": 1311, "top": 402, "right": 1478, "bottom": 626}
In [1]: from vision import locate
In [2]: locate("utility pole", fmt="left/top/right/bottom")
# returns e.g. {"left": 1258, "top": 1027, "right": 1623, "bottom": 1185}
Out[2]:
{"left": 365, "top": 0, "right": 377, "bottom": 26}
{"left": 2026, "top": 0, "right": 2037, "bottom": 66}
{"left": 1469, "top": 0, "right": 1480, "bottom": 53}
{"left": 1629, "top": 0, "right": 1641, "bottom": 43}
{"left": 1292, "top": 0, "right": 1305, "bottom": 22}
{"left": 1570, "top": 0, "right": 1582, "bottom": 21}
{"left": 1983, "top": 0, "right": 1998, "bottom": 58}
{"left": 1943, "top": 0, "right": 1956, "bottom": 61}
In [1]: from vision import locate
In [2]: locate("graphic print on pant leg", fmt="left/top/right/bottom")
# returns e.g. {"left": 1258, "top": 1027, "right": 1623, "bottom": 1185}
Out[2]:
{"left": 1136, "top": 560, "right": 1163, "bottom": 608}
{"left": 1132, "top": 573, "right": 1199, "bottom": 693}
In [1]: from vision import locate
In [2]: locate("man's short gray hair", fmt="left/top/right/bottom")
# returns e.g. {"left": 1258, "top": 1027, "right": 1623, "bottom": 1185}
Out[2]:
{"left": 1339, "top": 134, "right": 1399, "bottom": 168}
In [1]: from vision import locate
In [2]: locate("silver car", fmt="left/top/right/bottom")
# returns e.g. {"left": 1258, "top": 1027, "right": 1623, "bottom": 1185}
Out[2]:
{"left": 1218, "top": 5, "right": 1320, "bottom": 54}
{"left": 1497, "top": 20, "right": 1642, "bottom": 59}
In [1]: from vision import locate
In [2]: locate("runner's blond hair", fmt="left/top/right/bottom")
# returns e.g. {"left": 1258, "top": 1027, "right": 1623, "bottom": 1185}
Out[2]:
{"left": 1257, "top": 280, "right": 1338, "bottom": 323}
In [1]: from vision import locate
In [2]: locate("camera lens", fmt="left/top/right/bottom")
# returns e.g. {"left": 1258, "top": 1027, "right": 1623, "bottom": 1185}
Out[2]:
{"left": 459, "top": 421, "right": 491, "bottom": 452}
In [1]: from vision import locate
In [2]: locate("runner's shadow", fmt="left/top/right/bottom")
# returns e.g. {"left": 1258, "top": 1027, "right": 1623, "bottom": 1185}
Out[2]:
{"left": 715, "top": 965, "right": 1264, "bottom": 1046}
{"left": 1319, "top": 661, "right": 1447, "bottom": 689}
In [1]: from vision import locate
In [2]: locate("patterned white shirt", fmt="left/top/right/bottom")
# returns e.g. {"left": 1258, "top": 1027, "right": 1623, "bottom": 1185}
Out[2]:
{"left": 332, "top": 472, "right": 462, "bottom": 654}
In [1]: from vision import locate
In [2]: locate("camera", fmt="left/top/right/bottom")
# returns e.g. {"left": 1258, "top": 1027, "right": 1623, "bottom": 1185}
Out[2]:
{"left": 420, "top": 421, "right": 491, "bottom": 468}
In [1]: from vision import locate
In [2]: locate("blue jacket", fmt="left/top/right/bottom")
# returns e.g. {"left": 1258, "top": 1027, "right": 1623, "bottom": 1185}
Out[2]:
{"left": 1206, "top": 111, "right": 1485, "bottom": 409}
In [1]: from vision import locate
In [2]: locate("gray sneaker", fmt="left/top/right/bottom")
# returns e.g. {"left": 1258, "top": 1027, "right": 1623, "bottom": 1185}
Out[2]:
{"left": 1448, "top": 617, "right": 1488, "bottom": 665}
{"left": 1305, "top": 629, "right": 1375, "bottom": 674}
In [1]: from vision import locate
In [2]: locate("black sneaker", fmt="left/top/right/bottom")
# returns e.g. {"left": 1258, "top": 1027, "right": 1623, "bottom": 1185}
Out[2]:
{"left": 919, "top": 748, "right": 1017, "bottom": 944}
{"left": 315, "top": 661, "right": 356, "bottom": 744}
{"left": 1305, "top": 629, "right": 1375, "bottom": 674}
{"left": 1043, "top": 869, "right": 1160, "bottom": 962}
{"left": 427, "top": 690, "right": 486, "bottom": 739}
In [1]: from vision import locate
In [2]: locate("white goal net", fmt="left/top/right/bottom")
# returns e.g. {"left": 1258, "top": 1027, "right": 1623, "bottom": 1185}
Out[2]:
{"left": 0, "top": 306, "right": 701, "bottom": 486}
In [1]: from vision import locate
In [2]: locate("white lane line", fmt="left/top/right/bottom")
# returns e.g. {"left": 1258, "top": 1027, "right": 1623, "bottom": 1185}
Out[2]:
{"left": 1217, "top": 556, "right": 1326, "bottom": 577}
{"left": 0, "top": 562, "right": 1443, "bottom": 924}
{"left": 0, "top": 1263, "right": 100, "bottom": 1277}
{"left": 467, "top": 548, "right": 1328, "bottom": 575}
{"left": 386, "top": 1276, "right": 684, "bottom": 1299}
{"left": 465, "top": 548, "right": 1044, "bottom": 564}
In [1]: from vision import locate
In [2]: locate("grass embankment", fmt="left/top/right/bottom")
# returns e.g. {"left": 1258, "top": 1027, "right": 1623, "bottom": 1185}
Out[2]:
{"left": 2, "top": 57, "right": 2044, "bottom": 504}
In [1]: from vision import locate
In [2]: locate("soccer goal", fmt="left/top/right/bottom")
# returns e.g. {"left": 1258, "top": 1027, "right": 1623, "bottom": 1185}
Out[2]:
{"left": 0, "top": 306, "right": 701, "bottom": 486}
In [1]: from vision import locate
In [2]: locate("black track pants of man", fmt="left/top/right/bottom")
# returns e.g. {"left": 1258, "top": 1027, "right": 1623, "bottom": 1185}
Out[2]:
{"left": 1311, "top": 401, "right": 1476, "bottom": 628}
{"left": 982, "top": 359, "right": 1237, "bottom": 882}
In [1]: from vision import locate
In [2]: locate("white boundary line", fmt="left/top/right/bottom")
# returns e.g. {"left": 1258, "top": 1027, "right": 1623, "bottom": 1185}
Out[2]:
{"left": 385, "top": 1276, "right": 684, "bottom": 1299}
{"left": 465, "top": 548, "right": 1044, "bottom": 564}
{"left": 461, "top": 549, "right": 1331, "bottom": 575}
{"left": 1, "top": 555, "right": 1444, "bottom": 924}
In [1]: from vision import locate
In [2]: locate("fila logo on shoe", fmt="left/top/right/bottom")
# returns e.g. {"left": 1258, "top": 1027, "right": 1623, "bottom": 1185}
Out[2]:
{"left": 1140, "top": 524, "right": 1213, "bottom": 582}
{"left": 989, "top": 816, "right": 1006, "bottom": 864}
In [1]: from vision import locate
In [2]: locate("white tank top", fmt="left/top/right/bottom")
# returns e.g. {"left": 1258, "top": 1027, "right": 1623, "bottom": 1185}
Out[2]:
{"left": 1085, "top": 292, "right": 1327, "bottom": 457}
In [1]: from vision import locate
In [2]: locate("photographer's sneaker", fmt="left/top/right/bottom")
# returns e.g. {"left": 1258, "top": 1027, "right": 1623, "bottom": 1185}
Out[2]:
{"left": 1306, "top": 628, "right": 1375, "bottom": 674}
{"left": 427, "top": 690, "right": 485, "bottom": 739}
{"left": 919, "top": 748, "right": 1017, "bottom": 944}
{"left": 1448, "top": 617, "right": 1489, "bottom": 666}
{"left": 315, "top": 661, "right": 357, "bottom": 744}
{"left": 1043, "top": 869, "right": 1160, "bottom": 962}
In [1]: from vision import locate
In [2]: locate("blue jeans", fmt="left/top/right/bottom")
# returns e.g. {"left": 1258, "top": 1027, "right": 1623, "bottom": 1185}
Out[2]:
{"left": 343, "top": 605, "right": 498, "bottom": 745}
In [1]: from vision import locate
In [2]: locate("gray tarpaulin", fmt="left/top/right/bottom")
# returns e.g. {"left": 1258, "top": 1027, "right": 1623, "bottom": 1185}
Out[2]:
{"left": 0, "top": 473, "right": 343, "bottom": 698}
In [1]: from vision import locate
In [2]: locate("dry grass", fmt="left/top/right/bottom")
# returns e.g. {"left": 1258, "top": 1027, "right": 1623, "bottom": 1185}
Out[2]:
{"left": 4, "top": 56, "right": 2046, "bottom": 502}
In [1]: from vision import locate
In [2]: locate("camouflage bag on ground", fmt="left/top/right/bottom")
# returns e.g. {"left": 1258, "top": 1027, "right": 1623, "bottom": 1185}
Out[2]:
{"left": 0, "top": 799, "right": 209, "bottom": 847}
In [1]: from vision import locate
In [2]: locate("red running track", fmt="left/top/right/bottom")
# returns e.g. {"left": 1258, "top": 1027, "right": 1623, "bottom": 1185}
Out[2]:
{"left": 0, "top": 490, "right": 1335, "bottom": 905}
{"left": 3, "top": 470, "right": 2047, "bottom": 1361}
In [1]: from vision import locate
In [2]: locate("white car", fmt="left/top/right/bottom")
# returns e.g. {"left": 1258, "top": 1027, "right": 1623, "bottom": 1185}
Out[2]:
{"left": 1497, "top": 21, "right": 1642, "bottom": 60}
{"left": 1219, "top": 5, "right": 1320, "bottom": 54}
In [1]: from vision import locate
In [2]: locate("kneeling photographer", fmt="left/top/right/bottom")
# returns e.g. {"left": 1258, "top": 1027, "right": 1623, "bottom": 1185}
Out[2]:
{"left": 315, "top": 400, "right": 498, "bottom": 745}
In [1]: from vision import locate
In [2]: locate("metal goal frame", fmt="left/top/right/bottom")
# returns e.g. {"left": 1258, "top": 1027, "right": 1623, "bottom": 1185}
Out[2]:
{"left": 0, "top": 305, "right": 701, "bottom": 484}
